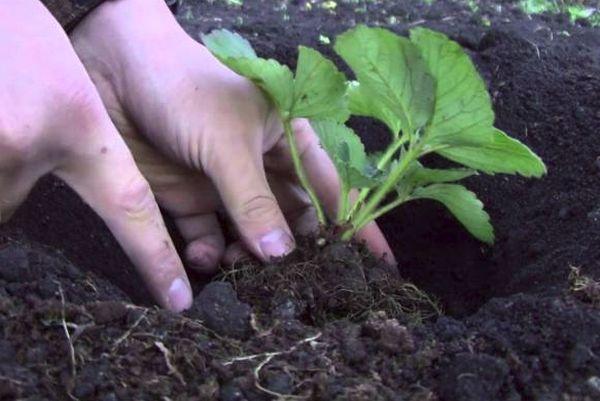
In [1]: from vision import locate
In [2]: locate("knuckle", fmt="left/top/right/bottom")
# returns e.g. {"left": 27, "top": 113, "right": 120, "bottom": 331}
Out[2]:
{"left": 237, "top": 194, "right": 281, "bottom": 223}
{"left": 68, "top": 89, "right": 101, "bottom": 118}
{"left": 113, "top": 177, "right": 157, "bottom": 219}
{"left": 149, "top": 241, "right": 181, "bottom": 278}
{"left": 56, "top": 82, "right": 105, "bottom": 128}
{"left": 0, "top": 128, "right": 35, "bottom": 164}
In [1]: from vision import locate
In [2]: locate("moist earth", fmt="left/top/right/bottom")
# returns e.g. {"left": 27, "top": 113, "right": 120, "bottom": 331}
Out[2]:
{"left": 1, "top": 0, "right": 600, "bottom": 400}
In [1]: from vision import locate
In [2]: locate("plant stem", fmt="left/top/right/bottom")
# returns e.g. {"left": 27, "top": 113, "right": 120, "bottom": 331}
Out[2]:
{"left": 283, "top": 119, "right": 326, "bottom": 225}
{"left": 353, "top": 196, "right": 408, "bottom": 232}
{"left": 345, "top": 135, "right": 408, "bottom": 221}
{"left": 342, "top": 146, "right": 419, "bottom": 240}
{"left": 337, "top": 180, "right": 350, "bottom": 224}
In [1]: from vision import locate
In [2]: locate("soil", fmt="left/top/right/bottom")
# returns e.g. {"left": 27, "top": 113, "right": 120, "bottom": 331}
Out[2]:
{"left": 1, "top": 0, "right": 600, "bottom": 400}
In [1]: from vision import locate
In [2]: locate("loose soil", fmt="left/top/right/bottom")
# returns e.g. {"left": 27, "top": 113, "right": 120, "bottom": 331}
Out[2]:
{"left": 1, "top": 0, "right": 599, "bottom": 400}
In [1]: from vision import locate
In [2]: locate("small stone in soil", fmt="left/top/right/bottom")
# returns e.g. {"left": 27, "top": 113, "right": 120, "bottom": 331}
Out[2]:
{"left": 89, "top": 301, "right": 129, "bottom": 324}
{"left": 189, "top": 282, "right": 252, "bottom": 340}
{"left": 272, "top": 296, "right": 304, "bottom": 320}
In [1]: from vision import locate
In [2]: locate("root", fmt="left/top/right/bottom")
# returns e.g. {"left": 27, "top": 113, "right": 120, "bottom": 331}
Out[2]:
{"left": 111, "top": 308, "right": 148, "bottom": 352}
{"left": 154, "top": 341, "right": 187, "bottom": 386}
{"left": 56, "top": 283, "right": 78, "bottom": 401}
{"left": 569, "top": 265, "right": 600, "bottom": 305}
{"left": 218, "top": 238, "right": 441, "bottom": 324}
{"left": 253, "top": 354, "right": 307, "bottom": 401}
{"left": 223, "top": 332, "right": 322, "bottom": 399}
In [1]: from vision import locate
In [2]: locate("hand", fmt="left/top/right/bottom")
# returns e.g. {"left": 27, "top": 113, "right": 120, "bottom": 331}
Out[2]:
{"left": 0, "top": 1, "right": 192, "bottom": 312}
{"left": 70, "top": 0, "right": 395, "bottom": 272}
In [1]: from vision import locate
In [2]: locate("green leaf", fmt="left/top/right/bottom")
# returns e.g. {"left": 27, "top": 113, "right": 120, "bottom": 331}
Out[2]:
{"left": 405, "top": 162, "right": 477, "bottom": 187}
{"left": 335, "top": 25, "right": 435, "bottom": 137}
{"left": 310, "top": 120, "right": 377, "bottom": 188}
{"left": 411, "top": 184, "right": 494, "bottom": 243}
{"left": 410, "top": 28, "right": 493, "bottom": 143}
{"left": 410, "top": 27, "right": 546, "bottom": 177}
{"left": 346, "top": 81, "right": 402, "bottom": 136}
{"left": 292, "top": 47, "right": 349, "bottom": 122}
{"left": 437, "top": 128, "right": 547, "bottom": 177}
{"left": 201, "top": 29, "right": 257, "bottom": 59}
{"left": 202, "top": 30, "right": 295, "bottom": 113}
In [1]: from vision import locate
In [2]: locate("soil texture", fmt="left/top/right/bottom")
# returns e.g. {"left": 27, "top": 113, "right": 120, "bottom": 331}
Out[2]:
{"left": 1, "top": 0, "right": 599, "bottom": 400}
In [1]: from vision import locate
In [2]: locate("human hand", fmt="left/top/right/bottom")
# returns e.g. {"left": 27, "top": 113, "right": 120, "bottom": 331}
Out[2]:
{"left": 0, "top": 0, "right": 192, "bottom": 312}
{"left": 70, "top": 0, "right": 395, "bottom": 273}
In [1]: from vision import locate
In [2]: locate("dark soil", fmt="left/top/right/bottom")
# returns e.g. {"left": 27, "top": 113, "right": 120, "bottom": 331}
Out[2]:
{"left": 1, "top": 0, "right": 600, "bottom": 400}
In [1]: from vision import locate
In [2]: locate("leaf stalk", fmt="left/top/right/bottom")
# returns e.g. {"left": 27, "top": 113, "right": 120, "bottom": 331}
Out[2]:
{"left": 342, "top": 144, "right": 420, "bottom": 240}
{"left": 283, "top": 119, "right": 327, "bottom": 225}
{"left": 345, "top": 134, "right": 409, "bottom": 221}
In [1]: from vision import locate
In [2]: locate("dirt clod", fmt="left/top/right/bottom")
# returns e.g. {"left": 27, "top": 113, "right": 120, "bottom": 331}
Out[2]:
{"left": 364, "top": 312, "right": 415, "bottom": 354}
{"left": 222, "top": 238, "right": 439, "bottom": 326}
{"left": 439, "top": 353, "right": 511, "bottom": 401}
{"left": 88, "top": 301, "right": 129, "bottom": 324}
{"left": 189, "top": 281, "right": 252, "bottom": 339}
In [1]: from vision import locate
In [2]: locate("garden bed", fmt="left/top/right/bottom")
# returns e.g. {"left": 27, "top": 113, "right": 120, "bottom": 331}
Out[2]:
{"left": 1, "top": 0, "right": 599, "bottom": 400}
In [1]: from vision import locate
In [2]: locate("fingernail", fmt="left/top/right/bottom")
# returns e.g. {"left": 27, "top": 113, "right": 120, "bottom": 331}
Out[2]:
{"left": 259, "top": 229, "right": 294, "bottom": 260}
{"left": 168, "top": 277, "right": 192, "bottom": 312}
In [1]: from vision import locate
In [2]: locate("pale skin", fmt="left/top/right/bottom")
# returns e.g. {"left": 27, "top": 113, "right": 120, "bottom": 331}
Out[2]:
{"left": 0, "top": 0, "right": 395, "bottom": 312}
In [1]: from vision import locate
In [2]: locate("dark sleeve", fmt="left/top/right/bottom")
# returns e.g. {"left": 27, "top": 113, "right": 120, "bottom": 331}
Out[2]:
{"left": 40, "top": 0, "right": 106, "bottom": 31}
{"left": 40, "top": 0, "right": 180, "bottom": 32}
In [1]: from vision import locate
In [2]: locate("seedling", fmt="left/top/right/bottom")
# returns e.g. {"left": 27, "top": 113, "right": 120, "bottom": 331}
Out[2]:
{"left": 202, "top": 26, "right": 546, "bottom": 244}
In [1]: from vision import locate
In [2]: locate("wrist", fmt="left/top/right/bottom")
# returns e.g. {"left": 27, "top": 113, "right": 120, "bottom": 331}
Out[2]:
{"left": 71, "top": 0, "right": 191, "bottom": 103}
{"left": 74, "top": 0, "right": 185, "bottom": 58}
{"left": 93, "top": 0, "right": 180, "bottom": 38}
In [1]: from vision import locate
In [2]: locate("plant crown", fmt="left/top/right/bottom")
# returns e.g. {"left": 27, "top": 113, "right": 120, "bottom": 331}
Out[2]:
{"left": 202, "top": 25, "right": 546, "bottom": 244}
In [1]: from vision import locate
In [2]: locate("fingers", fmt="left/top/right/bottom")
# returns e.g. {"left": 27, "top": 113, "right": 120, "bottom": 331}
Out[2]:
{"left": 354, "top": 220, "right": 396, "bottom": 265}
{"left": 56, "top": 122, "right": 192, "bottom": 312}
{"left": 203, "top": 139, "right": 294, "bottom": 262}
{"left": 121, "top": 134, "right": 226, "bottom": 274}
{"left": 267, "top": 175, "right": 318, "bottom": 236}
{"left": 175, "top": 213, "right": 225, "bottom": 274}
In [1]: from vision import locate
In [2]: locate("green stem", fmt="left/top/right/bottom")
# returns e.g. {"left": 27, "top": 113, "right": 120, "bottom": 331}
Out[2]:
{"left": 353, "top": 195, "right": 409, "bottom": 233}
{"left": 283, "top": 119, "right": 326, "bottom": 225}
{"left": 342, "top": 145, "right": 420, "bottom": 240}
{"left": 345, "top": 135, "right": 408, "bottom": 221}
{"left": 337, "top": 180, "right": 350, "bottom": 224}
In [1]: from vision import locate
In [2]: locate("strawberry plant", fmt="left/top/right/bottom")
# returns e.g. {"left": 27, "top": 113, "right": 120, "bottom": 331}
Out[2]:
{"left": 202, "top": 25, "right": 546, "bottom": 244}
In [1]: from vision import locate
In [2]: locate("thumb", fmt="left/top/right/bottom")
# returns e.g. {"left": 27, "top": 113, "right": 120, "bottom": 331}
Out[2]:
{"left": 204, "top": 141, "right": 294, "bottom": 261}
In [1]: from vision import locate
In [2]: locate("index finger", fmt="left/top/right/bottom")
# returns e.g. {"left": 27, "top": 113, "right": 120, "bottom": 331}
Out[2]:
{"left": 56, "top": 123, "right": 193, "bottom": 312}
